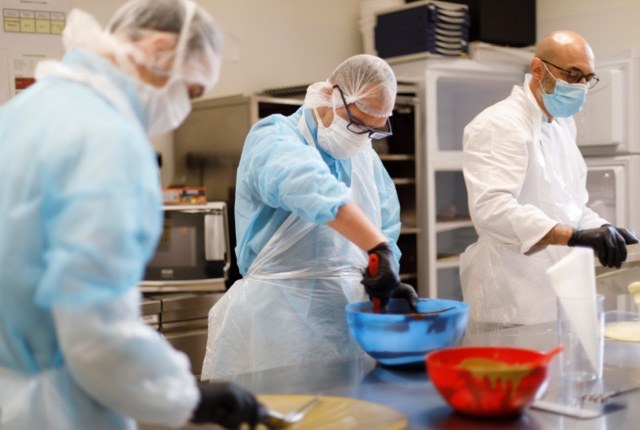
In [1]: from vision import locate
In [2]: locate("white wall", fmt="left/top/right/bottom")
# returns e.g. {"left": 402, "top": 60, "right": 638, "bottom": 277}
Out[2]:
{"left": 71, "top": 0, "right": 362, "bottom": 99}
{"left": 69, "top": 0, "right": 362, "bottom": 185}
{"left": 537, "top": 0, "right": 640, "bottom": 56}
{"left": 70, "top": 0, "right": 640, "bottom": 185}
{"left": 70, "top": 0, "right": 640, "bottom": 94}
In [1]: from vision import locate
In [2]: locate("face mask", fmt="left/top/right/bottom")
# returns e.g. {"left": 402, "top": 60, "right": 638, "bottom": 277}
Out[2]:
{"left": 137, "top": 77, "right": 191, "bottom": 136}
{"left": 316, "top": 109, "right": 371, "bottom": 159}
{"left": 540, "top": 69, "right": 588, "bottom": 118}
{"left": 135, "top": 1, "right": 196, "bottom": 136}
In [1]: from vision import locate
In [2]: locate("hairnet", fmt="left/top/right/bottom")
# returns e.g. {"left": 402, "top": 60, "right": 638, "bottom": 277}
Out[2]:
{"left": 63, "top": 0, "right": 222, "bottom": 93}
{"left": 304, "top": 54, "right": 397, "bottom": 118}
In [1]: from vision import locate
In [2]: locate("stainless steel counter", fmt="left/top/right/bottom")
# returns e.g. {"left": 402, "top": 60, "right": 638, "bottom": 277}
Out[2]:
{"left": 229, "top": 321, "right": 640, "bottom": 429}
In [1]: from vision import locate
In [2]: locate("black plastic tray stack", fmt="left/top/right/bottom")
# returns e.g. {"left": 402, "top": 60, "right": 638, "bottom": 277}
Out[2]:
{"left": 375, "top": 1, "right": 470, "bottom": 59}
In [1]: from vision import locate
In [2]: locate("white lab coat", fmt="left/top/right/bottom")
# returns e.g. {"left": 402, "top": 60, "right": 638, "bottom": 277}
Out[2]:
{"left": 460, "top": 74, "right": 608, "bottom": 330}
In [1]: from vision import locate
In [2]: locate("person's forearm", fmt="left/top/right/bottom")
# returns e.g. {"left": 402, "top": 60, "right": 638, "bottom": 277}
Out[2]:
{"left": 526, "top": 223, "right": 574, "bottom": 255}
{"left": 326, "top": 200, "right": 386, "bottom": 251}
{"left": 539, "top": 223, "right": 574, "bottom": 246}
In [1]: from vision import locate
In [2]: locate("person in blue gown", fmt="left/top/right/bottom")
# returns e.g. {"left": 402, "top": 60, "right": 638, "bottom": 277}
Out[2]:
{"left": 202, "top": 54, "right": 417, "bottom": 379}
{"left": 0, "top": 1, "right": 261, "bottom": 429}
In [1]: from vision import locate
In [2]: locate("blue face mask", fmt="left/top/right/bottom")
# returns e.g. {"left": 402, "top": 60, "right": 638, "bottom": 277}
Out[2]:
{"left": 540, "top": 67, "right": 588, "bottom": 118}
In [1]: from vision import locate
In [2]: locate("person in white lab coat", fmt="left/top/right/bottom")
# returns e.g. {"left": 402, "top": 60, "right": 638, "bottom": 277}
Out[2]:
{"left": 0, "top": 1, "right": 262, "bottom": 429}
{"left": 201, "top": 54, "right": 418, "bottom": 379}
{"left": 460, "top": 30, "right": 639, "bottom": 332}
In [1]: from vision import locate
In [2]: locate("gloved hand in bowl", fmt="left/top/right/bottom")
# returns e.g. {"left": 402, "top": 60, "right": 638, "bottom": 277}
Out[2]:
{"left": 361, "top": 242, "right": 418, "bottom": 313}
{"left": 389, "top": 283, "right": 419, "bottom": 313}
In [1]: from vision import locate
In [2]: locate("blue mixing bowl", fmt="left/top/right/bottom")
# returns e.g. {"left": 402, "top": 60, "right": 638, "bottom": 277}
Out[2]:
{"left": 346, "top": 298, "right": 469, "bottom": 368}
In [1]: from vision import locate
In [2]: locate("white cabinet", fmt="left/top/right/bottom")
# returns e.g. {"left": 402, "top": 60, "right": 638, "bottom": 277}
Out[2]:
{"left": 575, "top": 48, "right": 640, "bottom": 155}
{"left": 585, "top": 156, "right": 640, "bottom": 233}
{"left": 392, "top": 57, "right": 526, "bottom": 299}
{"left": 577, "top": 49, "right": 640, "bottom": 235}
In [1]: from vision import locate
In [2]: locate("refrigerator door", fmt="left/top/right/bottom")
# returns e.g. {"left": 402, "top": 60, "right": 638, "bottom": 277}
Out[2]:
{"left": 585, "top": 155, "right": 640, "bottom": 233}
{"left": 391, "top": 58, "right": 527, "bottom": 299}
{"left": 575, "top": 66, "right": 625, "bottom": 150}
{"left": 424, "top": 59, "right": 527, "bottom": 161}
{"left": 585, "top": 165, "right": 624, "bottom": 226}
{"left": 420, "top": 60, "right": 527, "bottom": 298}
{"left": 576, "top": 49, "right": 640, "bottom": 156}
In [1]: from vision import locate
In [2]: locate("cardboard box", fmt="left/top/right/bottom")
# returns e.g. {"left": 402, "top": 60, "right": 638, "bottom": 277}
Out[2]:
{"left": 162, "top": 187, "right": 208, "bottom": 205}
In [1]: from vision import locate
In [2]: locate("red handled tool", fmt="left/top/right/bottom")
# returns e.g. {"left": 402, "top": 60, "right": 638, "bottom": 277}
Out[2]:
{"left": 368, "top": 253, "right": 382, "bottom": 314}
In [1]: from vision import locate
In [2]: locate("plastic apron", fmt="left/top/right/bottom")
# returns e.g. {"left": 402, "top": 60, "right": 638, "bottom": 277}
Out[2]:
{"left": 0, "top": 62, "right": 144, "bottom": 430}
{"left": 202, "top": 113, "right": 381, "bottom": 379}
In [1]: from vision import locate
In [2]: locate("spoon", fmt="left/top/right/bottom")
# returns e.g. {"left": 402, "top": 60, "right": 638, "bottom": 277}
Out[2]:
{"left": 259, "top": 396, "right": 321, "bottom": 429}
{"left": 582, "top": 385, "right": 640, "bottom": 404}
{"left": 403, "top": 306, "right": 455, "bottom": 318}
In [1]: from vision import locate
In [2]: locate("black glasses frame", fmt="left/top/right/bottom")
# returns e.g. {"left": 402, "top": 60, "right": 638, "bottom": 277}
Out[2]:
{"left": 333, "top": 85, "right": 393, "bottom": 140}
{"left": 541, "top": 59, "right": 600, "bottom": 89}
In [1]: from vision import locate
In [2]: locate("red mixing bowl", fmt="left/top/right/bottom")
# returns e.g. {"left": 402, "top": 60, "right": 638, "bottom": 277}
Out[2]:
{"left": 426, "top": 346, "right": 552, "bottom": 417}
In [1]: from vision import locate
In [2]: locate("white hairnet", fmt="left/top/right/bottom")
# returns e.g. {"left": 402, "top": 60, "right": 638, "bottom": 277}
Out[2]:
{"left": 63, "top": 0, "right": 222, "bottom": 92}
{"left": 304, "top": 54, "right": 397, "bottom": 118}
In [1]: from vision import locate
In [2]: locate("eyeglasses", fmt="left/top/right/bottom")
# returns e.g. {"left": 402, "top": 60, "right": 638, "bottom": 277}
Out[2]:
{"left": 541, "top": 59, "right": 600, "bottom": 89}
{"left": 333, "top": 85, "right": 393, "bottom": 140}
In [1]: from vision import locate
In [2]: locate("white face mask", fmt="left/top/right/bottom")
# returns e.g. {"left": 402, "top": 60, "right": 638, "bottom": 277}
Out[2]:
{"left": 316, "top": 109, "right": 371, "bottom": 159}
{"left": 134, "top": 0, "right": 197, "bottom": 136}
{"left": 137, "top": 77, "right": 191, "bottom": 136}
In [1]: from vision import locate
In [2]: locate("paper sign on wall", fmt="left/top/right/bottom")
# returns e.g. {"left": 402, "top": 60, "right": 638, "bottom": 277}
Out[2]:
{"left": 0, "top": 0, "right": 69, "bottom": 103}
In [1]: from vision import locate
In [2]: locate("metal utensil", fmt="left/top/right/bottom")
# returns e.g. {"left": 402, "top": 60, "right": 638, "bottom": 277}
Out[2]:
{"left": 403, "top": 306, "right": 455, "bottom": 317}
{"left": 581, "top": 385, "right": 640, "bottom": 404}
{"left": 259, "top": 396, "right": 321, "bottom": 429}
{"left": 531, "top": 399, "right": 604, "bottom": 418}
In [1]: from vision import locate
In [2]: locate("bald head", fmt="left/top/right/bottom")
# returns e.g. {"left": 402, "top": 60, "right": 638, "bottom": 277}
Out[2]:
{"left": 529, "top": 30, "right": 595, "bottom": 120}
{"left": 535, "top": 30, "right": 595, "bottom": 67}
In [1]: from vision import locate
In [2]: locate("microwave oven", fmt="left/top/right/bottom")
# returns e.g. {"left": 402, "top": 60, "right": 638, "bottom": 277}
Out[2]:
{"left": 140, "top": 202, "right": 230, "bottom": 293}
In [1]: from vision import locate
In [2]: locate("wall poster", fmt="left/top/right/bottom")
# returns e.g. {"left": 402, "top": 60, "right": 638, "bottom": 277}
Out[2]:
{"left": 0, "top": 0, "right": 69, "bottom": 104}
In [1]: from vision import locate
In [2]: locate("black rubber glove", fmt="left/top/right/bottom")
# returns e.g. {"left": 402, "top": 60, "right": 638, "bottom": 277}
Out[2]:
{"left": 568, "top": 225, "right": 627, "bottom": 268}
{"left": 362, "top": 242, "right": 400, "bottom": 308}
{"left": 191, "top": 381, "right": 262, "bottom": 429}
{"left": 390, "top": 282, "right": 419, "bottom": 312}
{"left": 611, "top": 226, "right": 640, "bottom": 245}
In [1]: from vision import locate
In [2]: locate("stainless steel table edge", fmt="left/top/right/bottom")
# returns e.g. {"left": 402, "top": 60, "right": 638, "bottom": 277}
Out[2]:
{"left": 227, "top": 322, "right": 640, "bottom": 429}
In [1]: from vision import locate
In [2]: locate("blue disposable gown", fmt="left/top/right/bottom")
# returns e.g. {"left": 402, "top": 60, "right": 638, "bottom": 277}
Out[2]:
{"left": 202, "top": 107, "right": 401, "bottom": 378}
{"left": 0, "top": 50, "right": 198, "bottom": 429}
